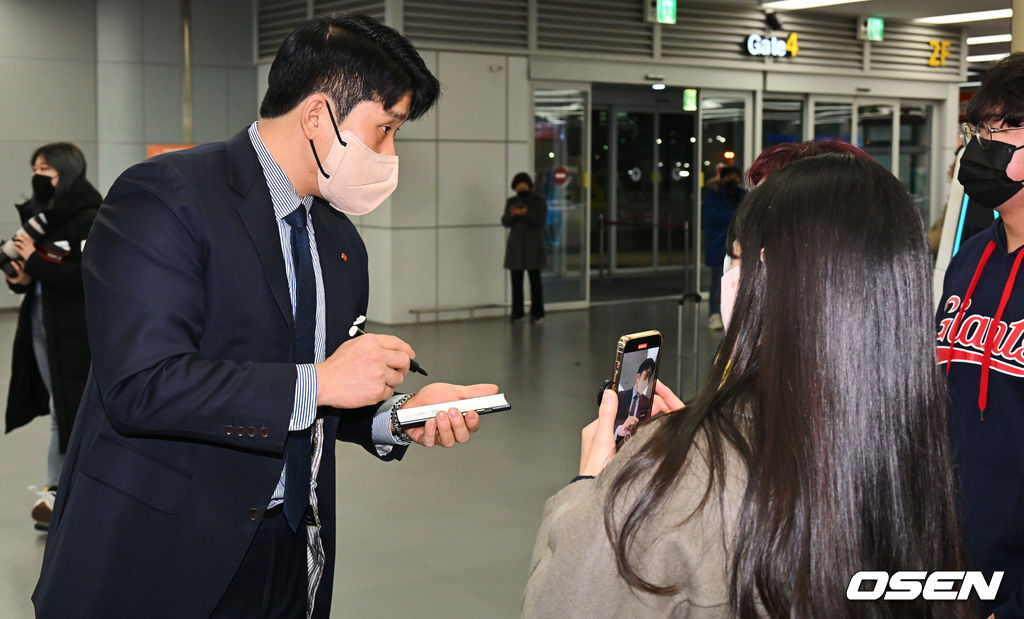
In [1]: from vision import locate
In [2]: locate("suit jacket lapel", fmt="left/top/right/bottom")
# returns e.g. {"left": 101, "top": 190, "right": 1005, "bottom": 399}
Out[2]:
{"left": 227, "top": 129, "right": 294, "bottom": 335}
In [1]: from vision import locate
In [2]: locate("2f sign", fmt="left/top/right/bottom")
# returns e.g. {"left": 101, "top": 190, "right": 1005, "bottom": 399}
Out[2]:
{"left": 929, "top": 40, "right": 951, "bottom": 67}
{"left": 847, "top": 571, "right": 1003, "bottom": 601}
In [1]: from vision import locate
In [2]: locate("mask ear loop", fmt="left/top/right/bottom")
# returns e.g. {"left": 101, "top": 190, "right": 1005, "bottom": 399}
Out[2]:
{"left": 308, "top": 99, "right": 348, "bottom": 180}
{"left": 324, "top": 100, "right": 347, "bottom": 147}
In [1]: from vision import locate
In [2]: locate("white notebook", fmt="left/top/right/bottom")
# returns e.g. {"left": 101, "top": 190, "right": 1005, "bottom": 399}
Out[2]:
{"left": 396, "top": 393, "right": 510, "bottom": 427}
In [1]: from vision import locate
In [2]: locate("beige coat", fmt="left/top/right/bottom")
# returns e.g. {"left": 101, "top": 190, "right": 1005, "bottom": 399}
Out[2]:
{"left": 523, "top": 420, "right": 748, "bottom": 618}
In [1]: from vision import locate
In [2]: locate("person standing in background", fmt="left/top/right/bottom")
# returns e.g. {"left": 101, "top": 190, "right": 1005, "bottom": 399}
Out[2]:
{"left": 502, "top": 172, "right": 547, "bottom": 323}
{"left": 3, "top": 143, "right": 100, "bottom": 531}
{"left": 702, "top": 165, "right": 745, "bottom": 331}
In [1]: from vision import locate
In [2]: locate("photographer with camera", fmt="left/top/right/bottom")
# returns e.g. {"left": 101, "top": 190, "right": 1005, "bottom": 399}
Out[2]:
{"left": 4, "top": 142, "right": 100, "bottom": 531}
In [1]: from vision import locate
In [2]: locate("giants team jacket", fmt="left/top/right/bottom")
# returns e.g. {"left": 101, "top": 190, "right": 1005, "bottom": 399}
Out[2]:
{"left": 937, "top": 217, "right": 1024, "bottom": 617}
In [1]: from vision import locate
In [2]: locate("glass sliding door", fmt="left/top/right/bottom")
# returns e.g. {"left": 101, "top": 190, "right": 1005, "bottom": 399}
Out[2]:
{"left": 700, "top": 95, "right": 747, "bottom": 180}
{"left": 533, "top": 88, "right": 588, "bottom": 303}
{"left": 590, "top": 85, "right": 699, "bottom": 289}
{"left": 762, "top": 98, "right": 803, "bottom": 149}
{"left": 857, "top": 102, "right": 895, "bottom": 171}
{"left": 614, "top": 111, "right": 656, "bottom": 269}
{"left": 699, "top": 92, "right": 748, "bottom": 299}
{"left": 899, "top": 103, "right": 932, "bottom": 218}
{"left": 658, "top": 113, "right": 697, "bottom": 268}
{"left": 814, "top": 101, "right": 852, "bottom": 142}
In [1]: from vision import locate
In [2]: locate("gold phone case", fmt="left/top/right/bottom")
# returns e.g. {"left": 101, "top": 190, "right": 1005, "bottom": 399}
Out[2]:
{"left": 609, "top": 330, "right": 663, "bottom": 392}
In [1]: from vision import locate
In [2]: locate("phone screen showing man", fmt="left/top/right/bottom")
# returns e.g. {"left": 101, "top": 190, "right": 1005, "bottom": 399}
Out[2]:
{"left": 613, "top": 349, "right": 659, "bottom": 444}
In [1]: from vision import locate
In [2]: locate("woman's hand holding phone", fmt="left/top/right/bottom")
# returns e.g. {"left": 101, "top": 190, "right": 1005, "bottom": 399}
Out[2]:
{"left": 579, "top": 381, "right": 685, "bottom": 477}
{"left": 579, "top": 390, "right": 619, "bottom": 477}
{"left": 651, "top": 380, "right": 685, "bottom": 416}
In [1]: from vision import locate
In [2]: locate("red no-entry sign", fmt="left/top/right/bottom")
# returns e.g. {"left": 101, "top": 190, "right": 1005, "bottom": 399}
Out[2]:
{"left": 553, "top": 166, "right": 569, "bottom": 185}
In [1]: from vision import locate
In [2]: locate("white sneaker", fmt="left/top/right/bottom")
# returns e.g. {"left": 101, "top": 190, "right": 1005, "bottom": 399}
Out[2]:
{"left": 708, "top": 313, "right": 724, "bottom": 331}
{"left": 29, "top": 486, "right": 55, "bottom": 531}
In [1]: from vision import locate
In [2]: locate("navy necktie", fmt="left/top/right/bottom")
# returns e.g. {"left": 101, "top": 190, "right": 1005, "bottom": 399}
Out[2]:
{"left": 283, "top": 205, "right": 315, "bottom": 531}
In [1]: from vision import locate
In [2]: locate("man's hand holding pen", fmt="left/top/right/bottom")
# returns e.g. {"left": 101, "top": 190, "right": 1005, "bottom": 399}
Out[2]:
{"left": 314, "top": 332, "right": 414, "bottom": 408}
{"left": 315, "top": 321, "right": 492, "bottom": 448}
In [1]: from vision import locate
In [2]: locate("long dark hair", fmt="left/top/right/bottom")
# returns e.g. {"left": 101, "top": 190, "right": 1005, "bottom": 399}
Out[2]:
{"left": 605, "top": 154, "right": 968, "bottom": 617}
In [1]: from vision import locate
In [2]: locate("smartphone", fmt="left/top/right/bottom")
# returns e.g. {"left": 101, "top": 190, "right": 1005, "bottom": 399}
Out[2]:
{"left": 608, "top": 330, "right": 663, "bottom": 447}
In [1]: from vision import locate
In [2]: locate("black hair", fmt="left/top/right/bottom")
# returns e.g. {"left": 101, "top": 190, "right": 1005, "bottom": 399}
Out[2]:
{"left": 726, "top": 139, "right": 874, "bottom": 258}
{"left": 719, "top": 165, "right": 741, "bottom": 179}
{"left": 260, "top": 14, "right": 440, "bottom": 122}
{"left": 606, "top": 153, "right": 969, "bottom": 617}
{"left": 967, "top": 51, "right": 1024, "bottom": 127}
{"left": 636, "top": 358, "right": 656, "bottom": 377}
{"left": 31, "top": 143, "right": 87, "bottom": 201}
{"left": 511, "top": 172, "right": 533, "bottom": 190}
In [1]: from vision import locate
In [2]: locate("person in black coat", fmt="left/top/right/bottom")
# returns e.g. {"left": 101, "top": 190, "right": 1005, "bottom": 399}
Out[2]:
{"left": 4, "top": 142, "right": 100, "bottom": 530}
{"left": 502, "top": 172, "right": 547, "bottom": 322}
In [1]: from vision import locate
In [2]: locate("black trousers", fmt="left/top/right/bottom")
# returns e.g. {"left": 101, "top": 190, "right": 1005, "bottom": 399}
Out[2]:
{"left": 510, "top": 269, "right": 544, "bottom": 319}
{"left": 211, "top": 508, "right": 307, "bottom": 618}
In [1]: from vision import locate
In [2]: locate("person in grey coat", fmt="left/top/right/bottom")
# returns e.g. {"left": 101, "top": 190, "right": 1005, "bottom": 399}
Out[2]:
{"left": 502, "top": 172, "right": 547, "bottom": 322}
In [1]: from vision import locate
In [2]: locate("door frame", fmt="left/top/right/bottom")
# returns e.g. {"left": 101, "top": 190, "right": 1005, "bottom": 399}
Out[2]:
{"left": 591, "top": 97, "right": 699, "bottom": 277}
{"left": 532, "top": 80, "right": 592, "bottom": 309}
{"left": 696, "top": 89, "right": 754, "bottom": 295}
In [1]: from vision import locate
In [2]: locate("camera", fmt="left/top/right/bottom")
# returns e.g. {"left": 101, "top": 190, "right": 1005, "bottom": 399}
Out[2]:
{"left": 0, "top": 212, "right": 49, "bottom": 277}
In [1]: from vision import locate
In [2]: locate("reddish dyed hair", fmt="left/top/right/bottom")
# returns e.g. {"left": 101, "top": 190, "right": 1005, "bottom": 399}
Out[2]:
{"left": 746, "top": 139, "right": 872, "bottom": 186}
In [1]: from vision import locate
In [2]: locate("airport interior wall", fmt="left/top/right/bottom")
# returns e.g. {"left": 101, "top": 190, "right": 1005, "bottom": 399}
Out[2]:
{"left": 0, "top": 0, "right": 966, "bottom": 323}
{"left": 0, "top": 0, "right": 256, "bottom": 311}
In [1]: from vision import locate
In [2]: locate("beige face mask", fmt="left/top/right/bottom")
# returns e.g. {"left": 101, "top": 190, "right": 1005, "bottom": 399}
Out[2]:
{"left": 309, "top": 102, "right": 399, "bottom": 216}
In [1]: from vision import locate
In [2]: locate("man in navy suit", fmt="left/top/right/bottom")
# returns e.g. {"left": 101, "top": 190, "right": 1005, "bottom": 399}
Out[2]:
{"left": 614, "top": 358, "right": 655, "bottom": 440}
{"left": 33, "top": 15, "right": 494, "bottom": 619}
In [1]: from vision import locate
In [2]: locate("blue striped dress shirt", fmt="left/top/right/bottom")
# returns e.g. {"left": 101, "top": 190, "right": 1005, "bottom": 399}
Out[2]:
{"left": 247, "top": 123, "right": 402, "bottom": 509}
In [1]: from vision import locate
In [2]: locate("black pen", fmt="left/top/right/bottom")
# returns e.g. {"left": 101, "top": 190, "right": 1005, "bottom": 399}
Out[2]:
{"left": 348, "top": 322, "right": 428, "bottom": 376}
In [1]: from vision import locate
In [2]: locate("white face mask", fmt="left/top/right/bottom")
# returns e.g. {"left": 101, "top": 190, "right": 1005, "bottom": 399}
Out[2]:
{"left": 635, "top": 376, "right": 649, "bottom": 396}
{"left": 720, "top": 262, "right": 741, "bottom": 332}
{"left": 310, "top": 103, "right": 399, "bottom": 216}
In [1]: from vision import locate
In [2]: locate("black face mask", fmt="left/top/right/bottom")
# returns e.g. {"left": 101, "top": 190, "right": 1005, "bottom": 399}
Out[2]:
{"left": 516, "top": 190, "right": 530, "bottom": 199}
{"left": 958, "top": 139, "right": 1024, "bottom": 209}
{"left": 31, "top": 174, "right": 55, "bottom": 203}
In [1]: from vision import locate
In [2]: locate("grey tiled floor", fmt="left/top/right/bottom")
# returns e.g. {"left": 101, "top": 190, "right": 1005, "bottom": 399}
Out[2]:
{"left": 0, "top": 300, "right": 721, "bottom": 618}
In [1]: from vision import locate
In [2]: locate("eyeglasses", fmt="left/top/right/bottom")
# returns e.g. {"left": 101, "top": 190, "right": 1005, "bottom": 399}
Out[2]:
{"left": 961, "top": 122, "right": 1024, "bottom": 150}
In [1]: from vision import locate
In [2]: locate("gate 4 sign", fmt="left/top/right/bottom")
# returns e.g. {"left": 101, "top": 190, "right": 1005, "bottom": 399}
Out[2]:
{"left": 929, "top": 40, "right": 951, "bottom": 67}
{"left": 746, "top": 32, "right": 799, "bottom": 58}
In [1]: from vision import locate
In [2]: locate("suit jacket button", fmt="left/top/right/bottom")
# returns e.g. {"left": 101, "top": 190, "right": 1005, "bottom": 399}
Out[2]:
{"left": 260, "top": 427, "right": 270, "bottom": 438}
{"left": 224, "top": 424, "right": 233, "bottom": 435}
{"left": 248, "top": 508, "right": 260, "bottom": 521}
{"left": 247, "top": 426, "right": 257, "bottom": 437}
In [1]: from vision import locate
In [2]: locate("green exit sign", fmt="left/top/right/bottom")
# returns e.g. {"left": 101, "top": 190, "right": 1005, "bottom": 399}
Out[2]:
{"left": 867, "top": 16, "right": 884, "bottom": 41}
{"left": 683, "top": 89, "right": 697, "bottom": 111}
{"left": 655, "top": 0, "right": 676, "bottom": 24}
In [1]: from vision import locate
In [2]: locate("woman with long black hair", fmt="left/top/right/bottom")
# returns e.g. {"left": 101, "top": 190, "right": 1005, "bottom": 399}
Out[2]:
{"left": 4, "top": 143, "right": 100, "bottom": 531}
{"left": 523, "top": 154, "right": 971, "bottom": 617}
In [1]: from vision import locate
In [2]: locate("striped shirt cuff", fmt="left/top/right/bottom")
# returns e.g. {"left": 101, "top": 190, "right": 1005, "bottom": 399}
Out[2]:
{"left": 289, "top": 364, "right": 318, "bottom": 431}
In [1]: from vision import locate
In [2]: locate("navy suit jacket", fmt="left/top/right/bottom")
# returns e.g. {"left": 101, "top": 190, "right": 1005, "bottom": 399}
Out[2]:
{"left": 32, "top": 129, "right": 405, "bottom": 618}
{"left": 615, "top": 388, "right": 651, "bottom": 432}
